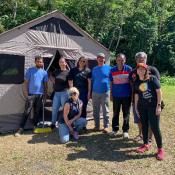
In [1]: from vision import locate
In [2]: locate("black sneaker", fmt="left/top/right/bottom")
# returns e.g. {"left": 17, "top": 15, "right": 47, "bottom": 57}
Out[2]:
{"left": 82, "top": 127, "right": 87, "bottom": 131}
{"left": 50, "top": 124, "right": 56, "bottom": 130}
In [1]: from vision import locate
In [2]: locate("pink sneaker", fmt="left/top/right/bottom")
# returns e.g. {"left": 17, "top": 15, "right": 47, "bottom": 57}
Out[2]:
{"left": 73, "top": 131, "right": 79, "bottom": 140}
{"left": 156, "top": 148, "right": 165, "bottom": 160}
{"left": 136, "top": 144, "right": 151, "bottom": 153}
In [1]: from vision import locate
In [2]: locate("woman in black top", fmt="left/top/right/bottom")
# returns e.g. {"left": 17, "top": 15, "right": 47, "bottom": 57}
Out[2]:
{"left": 68, "top": 56, "right": 91, "bottom": 119}
{"left": 58, "top": 87, "right": 87, "bottom": 143}
{"left": 51, "top": 57, "right": 69, "bottom": 127}
{"left": 134, "top": 63, "right": 164, "bottom": 160}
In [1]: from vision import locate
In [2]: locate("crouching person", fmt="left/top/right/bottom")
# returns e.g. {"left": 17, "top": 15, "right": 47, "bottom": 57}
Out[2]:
{"left": 58, "top": 87, "right": 87, "bottom": 143}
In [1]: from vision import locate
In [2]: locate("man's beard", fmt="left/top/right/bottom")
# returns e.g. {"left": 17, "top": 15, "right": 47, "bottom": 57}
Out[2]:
{"left": 36, "top": 65, "right": 43, "bottom": 68}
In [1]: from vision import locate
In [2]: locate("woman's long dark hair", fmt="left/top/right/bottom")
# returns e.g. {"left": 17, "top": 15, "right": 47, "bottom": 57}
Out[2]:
{"left": 143, "top": 69, "right": 150, "bottom": 80}
{"left": 137, "top": 68, "right": 150, "bottom": 81}
{"left": 58, "top": 57, "right": 68, "bottom": 70}
{"left": 77, "top": 56, "right": 87, "bottom": 69}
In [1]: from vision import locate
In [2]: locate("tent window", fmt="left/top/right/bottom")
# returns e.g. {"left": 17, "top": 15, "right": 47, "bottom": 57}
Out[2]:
{"left": 0, "top": 54, "right": 24, "bottom": 84}
{"left": 30, "top": 17, "right": 83, "bottom": 36}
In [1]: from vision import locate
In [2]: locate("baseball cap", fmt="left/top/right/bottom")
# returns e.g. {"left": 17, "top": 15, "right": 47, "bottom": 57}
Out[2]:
{"left": 97, "top": 52, "right": 105, "bottom": 58}
{"left": 137, "top": 63, "right": 148, "bottom": 69}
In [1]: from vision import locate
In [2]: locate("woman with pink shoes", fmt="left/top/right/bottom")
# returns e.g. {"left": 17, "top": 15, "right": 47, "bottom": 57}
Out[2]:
{"left": 134, "top": 63, "right": 165, "bottom": 160}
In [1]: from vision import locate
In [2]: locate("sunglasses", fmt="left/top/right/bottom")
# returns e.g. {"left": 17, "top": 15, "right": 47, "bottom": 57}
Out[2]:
{"left": 80, "top": 60, "right": 86, "bottom": 63}
{"left": 70, "top": 92, "right": 77, "bottom": 96}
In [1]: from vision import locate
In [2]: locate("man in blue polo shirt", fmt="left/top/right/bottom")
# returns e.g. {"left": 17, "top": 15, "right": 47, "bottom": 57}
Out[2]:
{"left": 15, "top": 56, "right": 48, "bottom": 136}
{"left": 110, "top": 53, "right": 132, "bottom": 139}
{"left": 92, "top": 53, "right": 111, "bottom": 133}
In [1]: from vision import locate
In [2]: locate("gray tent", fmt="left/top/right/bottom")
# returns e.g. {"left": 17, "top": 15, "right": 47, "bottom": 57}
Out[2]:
{"left": 0, "top": 10, "right": 110, "bottom": 133}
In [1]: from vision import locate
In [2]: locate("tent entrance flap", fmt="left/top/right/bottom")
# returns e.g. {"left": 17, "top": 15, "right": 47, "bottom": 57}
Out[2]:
{"left": 47, "top": 50, "right": 61, "bottom": 73}
{"left": 42, "top": 54, "right": 54, "bottom": 71}
{"left": 46, "top": 50, "right": 76, "bottom": 71}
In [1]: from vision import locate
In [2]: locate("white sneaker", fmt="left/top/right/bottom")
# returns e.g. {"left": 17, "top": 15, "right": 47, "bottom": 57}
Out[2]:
{"left": 123, "top": 132, "right": 129, "bottom": 139}
{"left": 14, "top": 128, "right": 23, "bottom": 137}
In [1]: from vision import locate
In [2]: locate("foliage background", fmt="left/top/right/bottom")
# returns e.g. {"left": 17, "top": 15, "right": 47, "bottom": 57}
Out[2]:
{"left": 0, "top": 0, "right": 175, "bottom": 75}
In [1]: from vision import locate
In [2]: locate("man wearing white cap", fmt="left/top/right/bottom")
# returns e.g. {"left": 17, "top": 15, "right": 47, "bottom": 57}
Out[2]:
{"left": 91, "top": 53, "right": 111, "bottom": 133}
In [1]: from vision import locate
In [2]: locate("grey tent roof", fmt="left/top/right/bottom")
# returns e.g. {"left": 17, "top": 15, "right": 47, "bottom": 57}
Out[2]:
{"left": 0, "top": 10, "right": 110, "bottom": 60}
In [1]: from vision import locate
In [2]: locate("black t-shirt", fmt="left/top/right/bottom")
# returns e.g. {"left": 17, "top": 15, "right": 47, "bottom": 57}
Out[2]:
{"left": 53, "top": 69, "right": 69, "bottom": 92}
{"left": 59, "top": 98, "right": 82, "bottom": 123}
{"left": 68, "top": 67, "right": 91, "bottom": 91}
{"left": 129, "top": 66, "right": 160, "bottom": 102}
{"left": 133, "top": 75, "right": 161, "bottom": 107}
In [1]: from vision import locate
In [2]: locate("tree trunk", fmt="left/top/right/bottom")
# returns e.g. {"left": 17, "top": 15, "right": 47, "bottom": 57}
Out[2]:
{"left": 13, "top": 1, "right": 18, "bottom": 20}
{"left": 114, "top": 26, "right": 122, "bottom": 51}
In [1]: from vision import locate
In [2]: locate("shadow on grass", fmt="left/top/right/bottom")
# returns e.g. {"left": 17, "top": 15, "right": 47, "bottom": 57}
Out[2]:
{"left": 66, "top": 133, "right": 155, "bottom": 162}
{"left": 27, "top": 130, "right": 155, "bottom": 162}
{"left": 27, "top": 131, "right": 59, "bottom": 145}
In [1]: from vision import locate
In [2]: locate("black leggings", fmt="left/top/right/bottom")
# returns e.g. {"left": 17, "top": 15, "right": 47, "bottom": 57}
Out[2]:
{"left": 138, "top": 106, "right": 162, "bottom": 148}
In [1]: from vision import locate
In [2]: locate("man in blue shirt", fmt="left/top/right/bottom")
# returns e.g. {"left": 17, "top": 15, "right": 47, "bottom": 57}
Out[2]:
{"left": 109, "top": 53, "right": 132, "bottom": 139}
{"left": 92, "top": 53, "right": 111, "bottom": 133}
{"left": 15, "top": 56, "right": 48, "bottom": 136}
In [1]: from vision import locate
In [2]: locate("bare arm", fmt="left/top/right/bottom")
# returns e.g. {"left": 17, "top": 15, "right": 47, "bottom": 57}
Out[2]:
{"left": 134, "top": 94, "right": 140, "bottom": 118}
{"left": 23, "top": 80, "right": 29, "bottom": 98}
{"left": 156, "top": 88, "right": 162, "bottom": 105}
{"left": 63, "top": 103, "right": 73, "bottom": 132}
{"left": 68, "top": 80, "right": 73, "bottom": 88}
{"left": 156, "top": 88, "right": 162, "bottom": 116}
{"left": 130, "top": 81, "right": 134, "bottom": 103}
{"left": 110, "top": 81, "right": 113, "bottom": 101}
{"left": 87, "top": 78, "right": 91, "bottom": 100}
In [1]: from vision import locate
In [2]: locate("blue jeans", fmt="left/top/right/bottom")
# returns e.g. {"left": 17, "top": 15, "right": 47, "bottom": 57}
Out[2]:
{"left": 58, "top": 118, "right": 87, "bottom": 143}
{"left": 52, "top": 90, "right": 69, "bottom": 124}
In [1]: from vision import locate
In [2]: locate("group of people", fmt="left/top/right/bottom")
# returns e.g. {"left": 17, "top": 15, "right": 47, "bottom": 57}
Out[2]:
{"left": 14, "top": 52, "right": 165, "bottom": 161}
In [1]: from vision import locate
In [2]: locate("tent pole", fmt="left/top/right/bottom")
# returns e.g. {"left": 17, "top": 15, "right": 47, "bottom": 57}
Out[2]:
{"left": 45, "top": 50, "right": 57, "bottom": 72}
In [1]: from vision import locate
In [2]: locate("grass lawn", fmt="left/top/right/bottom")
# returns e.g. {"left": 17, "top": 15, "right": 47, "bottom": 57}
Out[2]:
{"left": 0, "top": 85, "right": 175, "bottom": 175}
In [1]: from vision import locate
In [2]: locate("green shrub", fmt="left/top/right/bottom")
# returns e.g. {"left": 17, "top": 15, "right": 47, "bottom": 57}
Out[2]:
{"left": 160, "top": 75, "right": 175, "bottom": 86}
